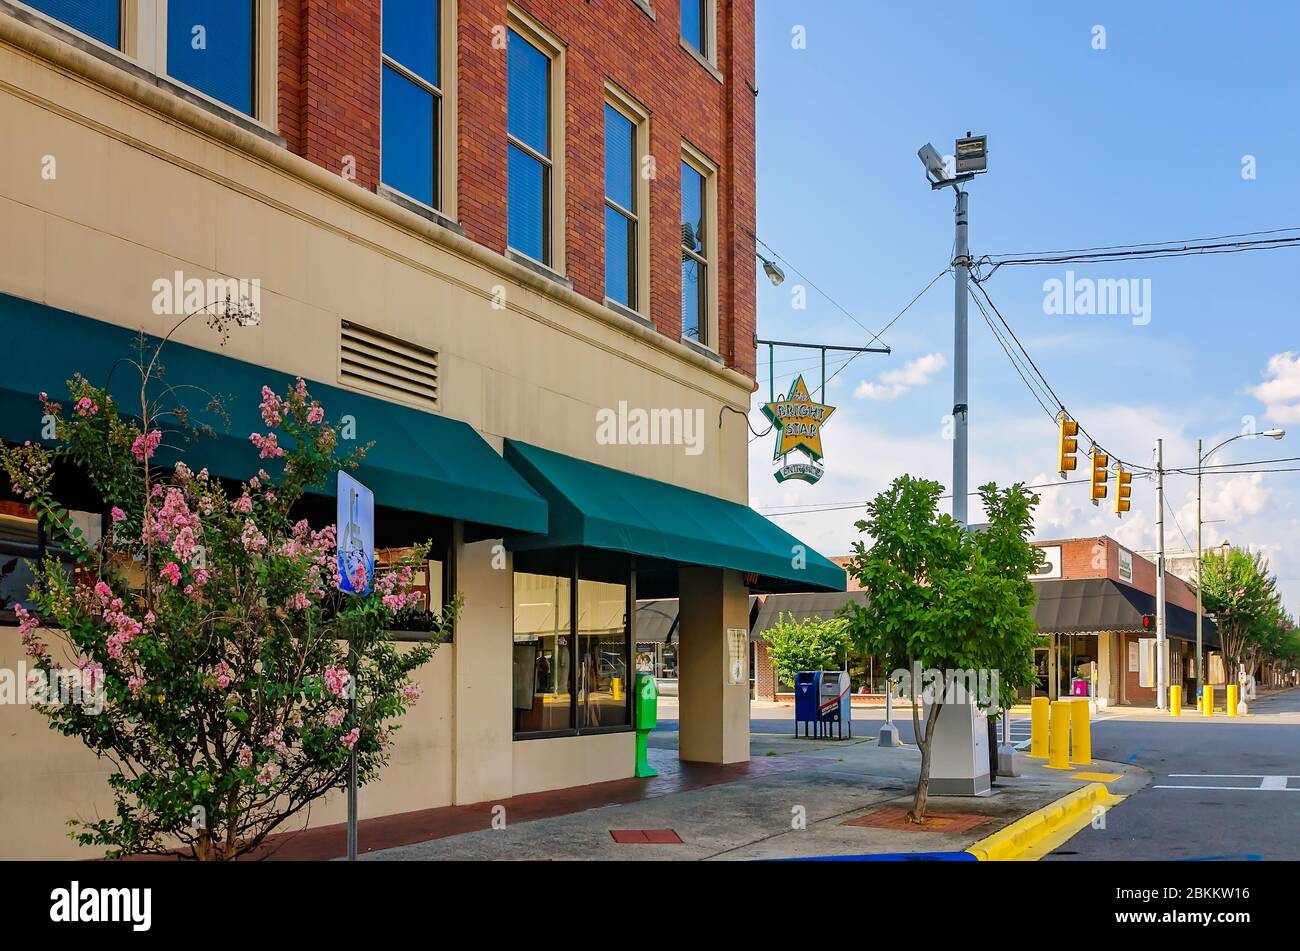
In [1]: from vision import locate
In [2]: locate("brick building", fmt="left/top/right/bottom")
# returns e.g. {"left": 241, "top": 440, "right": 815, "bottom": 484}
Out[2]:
{"left": 0, "top": 0, "right": 844, "bottom": 858}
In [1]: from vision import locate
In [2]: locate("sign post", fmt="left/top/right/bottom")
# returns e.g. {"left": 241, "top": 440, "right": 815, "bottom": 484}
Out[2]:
{"left": 336, "top": 471, "right": 374, "bottom": 862}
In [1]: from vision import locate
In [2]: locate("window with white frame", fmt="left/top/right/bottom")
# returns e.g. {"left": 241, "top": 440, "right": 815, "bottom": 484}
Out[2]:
{"left": 14, "top": 1, "right": 276, "bottom": 125}
{"left": 381, "top": 0, "right": 446, "bottom": 211}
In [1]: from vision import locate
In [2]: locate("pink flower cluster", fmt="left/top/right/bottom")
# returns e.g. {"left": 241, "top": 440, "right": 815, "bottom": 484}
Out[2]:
{"left": 249, "top": 431, "right": 285, "bottom": 460}
{"left": 323, "top": 665, "right": 351, "bottom": 698}
{"left": 14, "top": 604, "right": 49, "bottom": 663}
{"left": 213, "top": 660, "right": 233, "bottom": 690}
{"left": 131, "top": 429, "right": 163, "bottom": 462}
{"left": 259, "top": 386, "right": 284, "bottom": 427}
{"left": 340, "top": 728, "right": 360, "bottom": 751}
{"left": 240, "top": 518, "right": 267, "bottom": 552}
{"left": 375, "top": 564, "right": 421, "bottom": 614}
{"left": 75, "top": 396, "right": 99, "bottom": 417}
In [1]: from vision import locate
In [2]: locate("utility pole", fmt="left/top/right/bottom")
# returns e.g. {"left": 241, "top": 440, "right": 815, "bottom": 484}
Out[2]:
{"left": 952, "top": 189, "right": 970, "bottom": 524}
{"left": 1195, "top": 437, "right": 1203, "bottom": 701}
{"left": 1155, "top": 439, "right": 1168, "bottom": 710}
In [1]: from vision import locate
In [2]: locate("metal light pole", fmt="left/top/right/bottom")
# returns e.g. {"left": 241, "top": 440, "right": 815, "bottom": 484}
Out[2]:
{"left": 1195, "top": 429, "right": 1285, "bottom": 698}
{"left": 1155, "top": 440, "right": 1168, "bottom": 710}
{"left": 951, "top": 189, "right": 971, "bottom": 524}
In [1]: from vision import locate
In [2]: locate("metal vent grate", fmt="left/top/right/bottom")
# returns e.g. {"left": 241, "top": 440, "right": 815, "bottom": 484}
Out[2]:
{"left": 339, "top": 320, "right": 439, "bottom": 409}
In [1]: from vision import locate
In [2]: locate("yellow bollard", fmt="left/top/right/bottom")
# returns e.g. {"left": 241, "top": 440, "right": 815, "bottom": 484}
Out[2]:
{"left": 1170, "top": 685, "right": 1182, "bottom": 716}
{"left": 1070, "top": 698, "right": 1092, "bottom": 765}
{"left": 611, "top": 677, "right": 623, "bottom": 702}
{"left": 1203, "top": 684, "right": 1215, "bottom": 716}
{"left": 1030, "top": 696, "right": 1050, "bottom": 758}
{"left": 1047, "top": 700, "right": 1072, "bottom": 769}
{"left": 1227, "top": 684, "right": 1238, "bottom": 717}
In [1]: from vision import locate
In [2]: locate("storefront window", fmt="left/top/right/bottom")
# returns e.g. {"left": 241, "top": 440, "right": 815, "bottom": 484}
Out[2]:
{"left": 513, "top": 571, "right": 572, "bottom": 734}
{"left": 576, "top": 577, "right": 629, "bottom": 729}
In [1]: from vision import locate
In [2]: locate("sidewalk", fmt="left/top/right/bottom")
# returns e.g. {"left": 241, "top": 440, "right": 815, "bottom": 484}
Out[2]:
{"left": 349, "top": 732, "right": 1145, "bottom": 861}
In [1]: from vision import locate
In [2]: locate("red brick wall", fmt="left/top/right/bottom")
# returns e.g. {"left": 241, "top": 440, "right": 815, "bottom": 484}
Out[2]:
{"left": 1034, "top": 536, "right": 1198, "bottom": 609}
{"left": 276, "top": 0, "right": 757, "bottom": 378}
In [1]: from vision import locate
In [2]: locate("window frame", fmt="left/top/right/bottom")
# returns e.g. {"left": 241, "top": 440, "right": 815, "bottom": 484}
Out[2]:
{"left": 13, "top": 0, "right": 278, "bottom": 129}
{"left": 505, "top": 5, "right": 566, "bottom": 274}
{"left": 380, "top": 0, "right": 458, "bottom": 219}
{"left": 603, "top": 83, "right": 650, "bottom": 318}
{"left": 512, "top": 551, "right": 636, "bottom": 741}
{"left": 680, "top": 141, "right": 719, "bottom": 350}
{"left": 679, "top": 0, "right": 716, "bottom": 67}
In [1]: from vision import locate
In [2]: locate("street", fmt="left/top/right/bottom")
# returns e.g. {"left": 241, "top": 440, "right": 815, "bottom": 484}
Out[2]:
{"left": 1045, "top": 688, "right": 1300, "bottom": 861}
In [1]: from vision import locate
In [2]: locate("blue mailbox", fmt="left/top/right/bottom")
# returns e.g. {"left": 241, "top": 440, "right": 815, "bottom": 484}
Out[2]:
{"left": 794, "top": 671, "right": 821, "bottom": 731}
{"left": 794, "top": 670, "right": 851, "bottom": 739}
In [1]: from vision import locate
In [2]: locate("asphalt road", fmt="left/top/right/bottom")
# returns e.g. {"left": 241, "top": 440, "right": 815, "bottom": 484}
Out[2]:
{"left": 1045, "top": 688, "right": 1300, "bottom": 861}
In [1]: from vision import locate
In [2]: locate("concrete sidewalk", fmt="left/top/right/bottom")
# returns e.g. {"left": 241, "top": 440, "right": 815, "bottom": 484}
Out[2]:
{"left": 361, "top": 730, "right": 1146, "bottom": 861}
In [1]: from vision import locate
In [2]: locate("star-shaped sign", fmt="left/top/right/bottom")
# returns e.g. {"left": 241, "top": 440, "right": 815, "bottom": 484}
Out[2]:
{"left": 761, "top": 374, "right": 836, "bottom": 462}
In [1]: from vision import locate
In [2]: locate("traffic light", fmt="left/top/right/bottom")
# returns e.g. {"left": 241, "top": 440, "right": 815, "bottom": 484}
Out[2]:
{"left": 1114, "top": 465, "right": 1132, "bottom": 515}
{"left": 1057, "top": 412, "right": 1079, "bottom": 476}
{"left": 1141, "top": 614, "right": 1155, "bottom": 630}
{"left": 1089, "top": 446, "right": 1109, "bottom": 504}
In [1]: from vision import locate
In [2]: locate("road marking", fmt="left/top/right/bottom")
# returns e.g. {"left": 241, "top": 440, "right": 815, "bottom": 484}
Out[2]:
{"left": 1155, "top": 774, "right": 1297, "bottom": 792}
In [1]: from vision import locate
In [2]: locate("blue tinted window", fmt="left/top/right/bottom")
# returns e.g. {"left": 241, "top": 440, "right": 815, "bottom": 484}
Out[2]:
{"left": 383, "top": 0, "right": 439, "bottom": 81}
{"left": 605, "top": 206, "right": 634, "bottom": 308}
{"left": 508, "top": 144, "right": 547, "bottom": 262}
{"left": 681, "top": 0, "right": 705, "bottom": 54}
{"left": 508, "top": 29, "right": 549, "bottom": 156}
{"left": 382, "top": 65, "right": 437, "bottom": 207}
{"left": 604, "top": 105, "right": 635, "bottom": 212}
{"left": 681, "top": 161, "right": 705, "bottom": 253}
{"left": 167, "top": 0, "right": 255, "bottom": 115}
{"left": 682, "top": 259, "right": 702, "bottom": 340}
{"left": 26, "top": 0, "right": 120, "bottom": 47}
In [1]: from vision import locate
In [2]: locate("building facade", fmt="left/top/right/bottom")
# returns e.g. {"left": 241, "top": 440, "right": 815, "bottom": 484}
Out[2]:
{"left": 0, "top": 0, "right": 844, "bottom": 858}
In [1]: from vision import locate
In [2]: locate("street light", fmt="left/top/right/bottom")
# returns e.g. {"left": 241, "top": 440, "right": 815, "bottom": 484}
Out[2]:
{"left": 1194, "top": 428, "right": 1286, "bottom": 697}
{"left": 758, "top": 254, "right": 786, "bottom": 287}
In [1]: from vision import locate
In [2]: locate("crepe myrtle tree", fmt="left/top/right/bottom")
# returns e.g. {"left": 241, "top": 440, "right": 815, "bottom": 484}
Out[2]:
{"left": 843, "top": 476, "right": 1040, "bottom": 823}
{"left": 0, "top": 357, "right": 453, "bottom": 860}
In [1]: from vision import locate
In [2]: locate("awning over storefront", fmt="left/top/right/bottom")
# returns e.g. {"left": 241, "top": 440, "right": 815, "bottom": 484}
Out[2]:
{"left": 0, "top": 294, "right": 548, "bottom": 537}
{"left": 503, "top": 440, "right": 846, "bottom": 593}
{"left": 1033, "top": 578, "right": 1219, "bottom": 647}
{"left": 750, "top": 590, "right": 869, "bottom": 642}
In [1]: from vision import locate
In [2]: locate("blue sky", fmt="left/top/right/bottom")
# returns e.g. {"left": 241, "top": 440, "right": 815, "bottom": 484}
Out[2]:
{"left": 747, "top": 1, "right": 1300, "bottom": 614}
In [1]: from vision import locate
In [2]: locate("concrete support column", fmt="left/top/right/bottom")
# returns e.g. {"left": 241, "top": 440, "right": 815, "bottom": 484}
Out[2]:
{"left": 452, "top": 527, "right": 515, "bottom": 804}
{"left": 677, "top": 566, "right": 751, "bottom": 764}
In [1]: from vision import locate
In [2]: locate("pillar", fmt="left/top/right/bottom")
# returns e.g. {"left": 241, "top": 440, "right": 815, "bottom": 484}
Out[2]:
{"left": 677, "top": 566, "right": 751, "bottom": 764}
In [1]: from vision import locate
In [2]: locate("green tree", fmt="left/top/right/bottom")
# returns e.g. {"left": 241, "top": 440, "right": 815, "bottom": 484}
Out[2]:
{"left": 1200, "top": 547, "right": 1283, "bottom": 682}
{"left": 843, "top": 476, "right": 1041, "bottom": 822}
{"left": 764, "top": 613, "right": 852, "bottom": 689}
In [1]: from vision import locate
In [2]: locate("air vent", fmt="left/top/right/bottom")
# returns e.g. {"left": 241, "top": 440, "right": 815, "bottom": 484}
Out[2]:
{"left": 339, "top": 320, "right": 439, "bottom": 409}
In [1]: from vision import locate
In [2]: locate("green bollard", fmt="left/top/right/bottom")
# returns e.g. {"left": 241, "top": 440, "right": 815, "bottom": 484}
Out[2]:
{"left": 634, "top": 671, "right": 658, "bottom": 778}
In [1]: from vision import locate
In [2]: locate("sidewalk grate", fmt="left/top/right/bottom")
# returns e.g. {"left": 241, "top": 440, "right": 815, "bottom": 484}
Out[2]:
{"left": 610, "top": 829, "right": 684, "bottom": 844}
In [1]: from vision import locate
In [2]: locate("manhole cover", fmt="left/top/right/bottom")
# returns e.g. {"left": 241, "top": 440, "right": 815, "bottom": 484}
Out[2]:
{"left": 610, "top": 829, "right": 683, "bottom": 844}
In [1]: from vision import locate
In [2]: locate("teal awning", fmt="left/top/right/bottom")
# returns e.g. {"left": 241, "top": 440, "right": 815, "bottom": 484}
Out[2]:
{"left": 504, "top": 440, "right": 846, "bottom": 592}
{"left": 0, "top": 294, "right": 547, "bottom": 536}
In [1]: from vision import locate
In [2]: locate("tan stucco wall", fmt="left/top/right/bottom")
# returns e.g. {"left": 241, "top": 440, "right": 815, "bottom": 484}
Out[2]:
{"left": 677, "top": 566, "right": 751, "bottom": 764}
{"left": 0, "top": 632, "right": 455, "bottom": 861}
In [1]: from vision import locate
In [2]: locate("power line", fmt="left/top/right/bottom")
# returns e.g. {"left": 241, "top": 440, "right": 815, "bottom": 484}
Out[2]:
{"left": 970, "top": 286, "right": 1058, "bottom": 422}
{"left": 984, "top": 225, "right": 1300, "bottom": 261}
{"left": 758, "top": 475, "right": 1097, "bottom": 518}
{"left": 981, "top": 234, "right": 1300, "bottom": 275}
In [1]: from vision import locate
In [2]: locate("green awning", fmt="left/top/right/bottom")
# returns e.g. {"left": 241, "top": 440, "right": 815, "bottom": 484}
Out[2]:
{"left": 0, "top": 293, "right": 547, "bottom": 537}
{"left": 503, "top": 440, "right": 846, "bottom": 592}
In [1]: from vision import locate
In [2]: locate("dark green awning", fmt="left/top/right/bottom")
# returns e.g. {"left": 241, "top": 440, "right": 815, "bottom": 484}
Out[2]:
{"left": 504, "top": 440, "right": 846, "bottom": 592}
{"left": 0, "top": 294, "right": 547, "bottom": 536}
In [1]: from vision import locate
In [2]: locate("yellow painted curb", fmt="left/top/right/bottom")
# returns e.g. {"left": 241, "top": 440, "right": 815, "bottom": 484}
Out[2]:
{"left": 966, "top": 783, "right": 1122, "bottom": 861}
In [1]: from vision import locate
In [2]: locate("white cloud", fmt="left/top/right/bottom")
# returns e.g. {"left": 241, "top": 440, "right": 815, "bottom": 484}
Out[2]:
{"left": 854, "top": 352, "right": 947, "bottom": 401}
{"left": 1248, "top": 352, "right": 1300, "bottom": 423}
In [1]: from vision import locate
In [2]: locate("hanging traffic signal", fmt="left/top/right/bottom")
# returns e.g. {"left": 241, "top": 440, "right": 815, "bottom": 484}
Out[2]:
{"left": 1057, "top": 412, "right": 1079, "bottom": 477}
{"left": 1089, "top": 446, "right": 1109, "bottom": 504}
{"left": 1141, "top": 614, "right": 1155, "bottom": 630}
{"left": 1114, "top": 465, "right": 1132, "bottom": 515}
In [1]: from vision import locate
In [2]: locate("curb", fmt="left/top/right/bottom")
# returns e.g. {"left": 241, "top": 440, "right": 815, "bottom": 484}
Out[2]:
{"left": 966, "top": 782, "right": 1120, "bottom": 861}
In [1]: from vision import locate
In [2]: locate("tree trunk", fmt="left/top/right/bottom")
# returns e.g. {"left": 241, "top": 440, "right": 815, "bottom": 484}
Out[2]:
{"left": 908, "top": 700, "right": 943, "bottom": 823}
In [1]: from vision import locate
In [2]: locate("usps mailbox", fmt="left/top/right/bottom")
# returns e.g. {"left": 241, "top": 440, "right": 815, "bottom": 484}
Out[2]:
{"left": 794, "top": 670, "right": 851, "bottom": 739}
